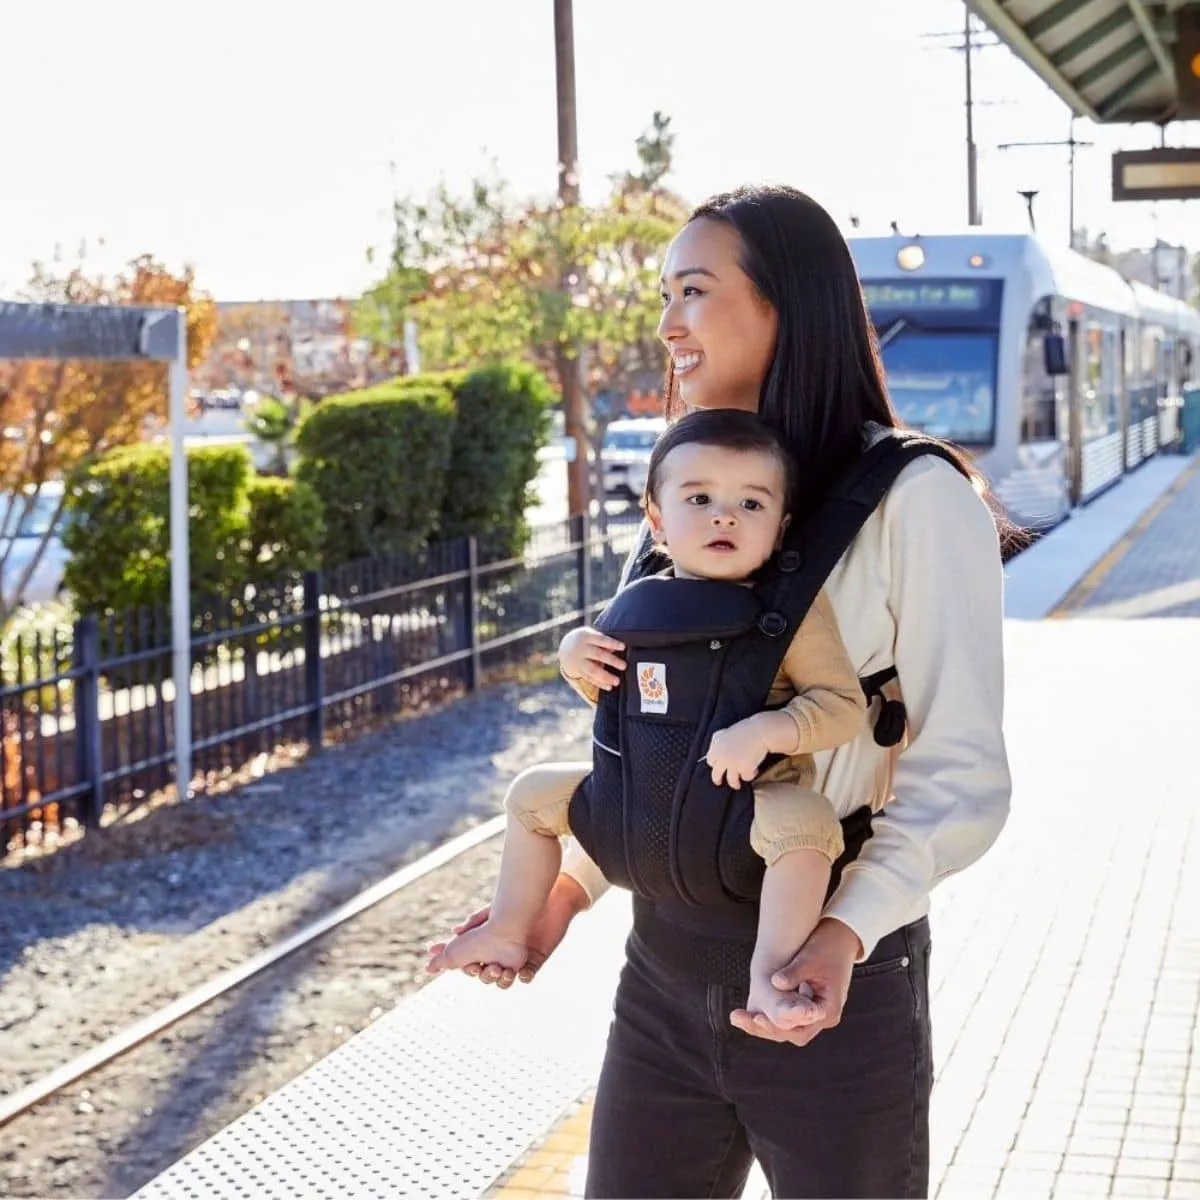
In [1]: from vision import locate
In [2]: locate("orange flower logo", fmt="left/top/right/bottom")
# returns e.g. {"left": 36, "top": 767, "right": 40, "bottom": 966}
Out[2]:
{"left": 637, "top": 662, "right": 669, "bottom": 713}
{"left": 640, "top": 666, "right": 665, "bottom": 700}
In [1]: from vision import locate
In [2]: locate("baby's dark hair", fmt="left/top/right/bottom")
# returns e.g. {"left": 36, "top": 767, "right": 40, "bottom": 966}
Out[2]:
{"left": 643, "top": 409, "right": 794, "bottom": 510}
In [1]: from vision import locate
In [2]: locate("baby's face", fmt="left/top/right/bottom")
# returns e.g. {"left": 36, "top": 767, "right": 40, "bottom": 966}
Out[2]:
{"left": 647, "top": 442, "right": 788, "bottom": 581}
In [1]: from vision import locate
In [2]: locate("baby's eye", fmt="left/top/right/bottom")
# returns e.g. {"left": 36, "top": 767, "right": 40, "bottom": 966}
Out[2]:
{"left": 685, "top": 493, "right": 710, "bottom": 506}
{"left": 741, "top": 499, "right": 764, "bottom": 512}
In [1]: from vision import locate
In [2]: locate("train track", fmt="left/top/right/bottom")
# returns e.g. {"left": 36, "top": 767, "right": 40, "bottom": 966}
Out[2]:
{"left": 0, "top": 814, "right": 506, "bottom": 1134}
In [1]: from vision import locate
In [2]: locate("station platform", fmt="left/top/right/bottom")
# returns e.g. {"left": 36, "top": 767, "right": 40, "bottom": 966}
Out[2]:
{"left": 136, "top": 454, "right": 1200, "bottom": 1200}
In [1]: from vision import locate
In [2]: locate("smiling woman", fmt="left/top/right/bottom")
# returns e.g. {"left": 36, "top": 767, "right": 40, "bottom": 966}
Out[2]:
{"left": 440, "top": 184, "right": 1010, "bottom": 1200}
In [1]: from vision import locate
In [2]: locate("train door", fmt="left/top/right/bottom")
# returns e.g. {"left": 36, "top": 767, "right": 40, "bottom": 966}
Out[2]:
{"left": 1066, "top": 317, "right": 1083, "bottom": 506}
{"left": 1119, "top": 326, "right": 1130, "bottom": 472}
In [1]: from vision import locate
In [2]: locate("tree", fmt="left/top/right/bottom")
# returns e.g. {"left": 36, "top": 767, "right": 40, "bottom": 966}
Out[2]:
{"left": 355, "top": 113, "right": 687, "bottom": 531}
{"left": 0, "top": 254, "right": 218, "bottom": 622}
{"left": 243, "top": 394, "right": 312, "bottom": 476}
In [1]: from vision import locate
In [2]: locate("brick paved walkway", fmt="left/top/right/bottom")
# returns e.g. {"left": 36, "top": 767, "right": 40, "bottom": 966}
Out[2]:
{"left": 1061, "top": 458, "right": 1200, "bottom": 619}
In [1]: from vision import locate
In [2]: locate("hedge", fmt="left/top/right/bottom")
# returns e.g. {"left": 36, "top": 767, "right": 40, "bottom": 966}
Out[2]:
{"left": 62, "top": 444, "right": 324, "bottom": 618}
{"left": 63, "top": 443, "right": 253, "bottom": 617}
{"left": 295, "top": 381, "right": 456, "bottom": 566}
{"left": 388, "top": 362, "right": 553, "bottom": 556}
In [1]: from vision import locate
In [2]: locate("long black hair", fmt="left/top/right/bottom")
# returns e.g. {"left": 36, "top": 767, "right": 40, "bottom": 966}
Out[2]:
{"left": 664, "top": 184, "right": 989, "bottom": 522}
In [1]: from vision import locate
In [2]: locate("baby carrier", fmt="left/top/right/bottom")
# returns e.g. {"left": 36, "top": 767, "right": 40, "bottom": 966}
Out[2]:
{"left": 566, "top": 432, "right": 966, "bottom": 976}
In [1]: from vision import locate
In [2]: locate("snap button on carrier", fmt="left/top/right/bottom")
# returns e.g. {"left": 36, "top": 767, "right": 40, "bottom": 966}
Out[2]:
{"left": 757, "top": 611, "right": 787, "bottom": 638}
{"left": 777, "top": 549, "right": 802, "bottom": 573}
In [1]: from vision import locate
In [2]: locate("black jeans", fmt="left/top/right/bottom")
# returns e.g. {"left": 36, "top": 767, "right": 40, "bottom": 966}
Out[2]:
{"left": 586, "top": 918, "right": 934, "bottom": 1199}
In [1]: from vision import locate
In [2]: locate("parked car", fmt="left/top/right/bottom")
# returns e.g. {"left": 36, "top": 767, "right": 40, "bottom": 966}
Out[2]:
{"left": 0, "top": 481, "right": 69, "bottom": 608}
{"left": 601, "top": 417, "right": 666, "bottom": 500}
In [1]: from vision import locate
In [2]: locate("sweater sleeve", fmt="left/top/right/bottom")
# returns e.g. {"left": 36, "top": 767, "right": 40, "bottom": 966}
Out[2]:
{"left": 777, "top": 589, "right": 868, "bottom": 753}
{"left": 822, "top": 460, "right": 1012, "bottom": 960}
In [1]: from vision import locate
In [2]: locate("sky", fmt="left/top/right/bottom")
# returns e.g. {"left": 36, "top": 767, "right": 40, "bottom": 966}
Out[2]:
{"left": 2, "top": 0, "right": 1198, "bottom": 301}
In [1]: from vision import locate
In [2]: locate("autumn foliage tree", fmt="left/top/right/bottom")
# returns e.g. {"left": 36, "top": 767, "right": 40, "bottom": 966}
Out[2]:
{"left": 355, "top": 113, "right": 687, "bottom": 523}
{"left": 0, "top": 254, "right": 217, "bottom": 621}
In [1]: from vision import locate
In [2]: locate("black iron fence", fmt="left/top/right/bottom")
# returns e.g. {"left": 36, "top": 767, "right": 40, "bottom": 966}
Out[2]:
{"left": 1, "top": 512, "right": 643, "bottom": 855}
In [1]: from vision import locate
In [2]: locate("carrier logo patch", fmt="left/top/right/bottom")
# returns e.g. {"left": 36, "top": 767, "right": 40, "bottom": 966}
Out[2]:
{"left": 638, "top": 662, "right": 668, "bottom": 714}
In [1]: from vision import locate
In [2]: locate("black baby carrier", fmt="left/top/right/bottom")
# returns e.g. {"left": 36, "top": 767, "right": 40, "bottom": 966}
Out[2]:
{"left": 566, "top": 431, "right": 966, "bottom": 983}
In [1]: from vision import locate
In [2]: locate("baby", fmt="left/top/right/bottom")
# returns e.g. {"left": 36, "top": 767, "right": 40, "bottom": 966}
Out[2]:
{"left": 428, "top": 409, "right": 866, "bottom": 1028}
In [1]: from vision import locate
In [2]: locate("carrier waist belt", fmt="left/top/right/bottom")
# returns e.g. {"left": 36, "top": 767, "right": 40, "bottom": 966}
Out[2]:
{"left": 631, "top": 805, "right": 875, "bottom": 987}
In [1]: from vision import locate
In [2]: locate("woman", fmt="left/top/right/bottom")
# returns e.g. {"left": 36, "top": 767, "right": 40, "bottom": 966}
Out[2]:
{"left": 450, "top": 185, "right": 1010, "bottom": 1198}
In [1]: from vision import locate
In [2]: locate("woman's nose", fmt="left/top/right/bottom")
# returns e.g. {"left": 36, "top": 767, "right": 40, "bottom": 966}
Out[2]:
{"left": 657, "top": 296, "right": 686, "bottom": 344}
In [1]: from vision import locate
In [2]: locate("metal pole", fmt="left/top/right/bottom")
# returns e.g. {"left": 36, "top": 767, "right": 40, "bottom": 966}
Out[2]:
{"left": 1068, "top": 118, "right": 1077, "bottom": 249}
{"left": 965, "top": 7, "right": 979, "bottom": 225}
{"left": 168, "top": 308, "right": 192, "bottom": 800}
{"left": 554, "top": 0, "right": 590, "bottom": 518}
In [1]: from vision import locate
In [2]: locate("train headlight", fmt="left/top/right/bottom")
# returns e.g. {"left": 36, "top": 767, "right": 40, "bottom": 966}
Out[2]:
{"left": 968, "top": 253, "right": 988, "bottom": 269}
{"left": 896, "top": 244, "right": 925, "bottom": 271}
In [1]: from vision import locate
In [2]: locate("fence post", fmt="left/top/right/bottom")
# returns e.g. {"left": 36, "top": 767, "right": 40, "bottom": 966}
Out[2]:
{"left": 72, "top": 616, "right": 103, "bottom": 829}
{"left": 303, "top": 570, "right": 324, "bottom": 751}
{"left": 465, "top": 537, "right": 481, "bottom": 691}
{"left": 573, "top": 511, "right": 592, "bottom": 622}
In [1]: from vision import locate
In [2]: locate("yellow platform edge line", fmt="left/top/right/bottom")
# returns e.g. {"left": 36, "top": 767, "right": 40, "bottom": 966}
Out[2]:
{"left": 487, "top": 1093, "right": 595, "bottom": 1198}
{"left": 1048, "top": 454, "right": 1200, "bottom": 618}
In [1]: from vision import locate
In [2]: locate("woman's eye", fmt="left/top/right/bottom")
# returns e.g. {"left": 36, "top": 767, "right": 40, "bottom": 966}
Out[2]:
{"left": 682, "top": 285, "right": 701, "bottom": 298}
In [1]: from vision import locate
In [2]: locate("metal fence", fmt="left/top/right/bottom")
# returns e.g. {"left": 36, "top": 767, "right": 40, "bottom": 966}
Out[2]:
{"left": 0, "top": 511, "right": 643, "bottom": 855}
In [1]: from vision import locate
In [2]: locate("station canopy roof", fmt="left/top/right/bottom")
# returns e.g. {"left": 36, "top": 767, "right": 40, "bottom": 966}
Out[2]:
{"left": 968, "top": 0, "right": 1200, "bottom": 123}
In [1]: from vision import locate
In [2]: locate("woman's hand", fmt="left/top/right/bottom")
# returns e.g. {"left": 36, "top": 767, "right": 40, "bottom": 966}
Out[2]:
{"left": 559, "top": 626, "right": 626, "bottom": 693}
{"left": 729, "top": 917, "right": 862, "bottom": 1046}
{"left": 432, "top": 873, "right": 591, "bottom": 990}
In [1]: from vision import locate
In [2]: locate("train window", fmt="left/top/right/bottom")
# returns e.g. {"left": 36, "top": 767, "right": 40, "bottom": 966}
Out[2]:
{"left": 1020, "top": 309, "right": 1058, "bottom": 441}
{"left": 1162, "top": 338, "right": 1175, "bottom": 401}
{"left": 1082, "top": 324, "right": 1112, "bottom": 437}
{"left": 877, "top": 330, "right": 997, "bottom": 445}
{"left": 1141, "top": 327, "right": 1162, "bottom": 417}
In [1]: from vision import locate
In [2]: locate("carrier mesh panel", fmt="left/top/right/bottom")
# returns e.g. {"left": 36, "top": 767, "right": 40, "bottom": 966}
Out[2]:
{"left": 593, "top": 698, "right": 620, "bottom": 753}
{"left": 624, "top": 720, "right": 693, "bottom": 898}
{"left": 588, "top": 743, "right": 631, "bottom": 889}
{"left": 718, "top": 798, "right": 765, "bottom": 901}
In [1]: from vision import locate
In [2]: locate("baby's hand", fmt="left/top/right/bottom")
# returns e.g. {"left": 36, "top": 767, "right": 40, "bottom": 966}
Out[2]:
{"left": 426, "top": 921, "right": 530, "bottom": 977}
{"left": 745, "top": 963, "right": 824, "bottom": 1032}
{"left": 558, "top": 626, "right": 626, "bottom": 693}
{"left": 705, "top": 715, "right": 771, "bottom": 789}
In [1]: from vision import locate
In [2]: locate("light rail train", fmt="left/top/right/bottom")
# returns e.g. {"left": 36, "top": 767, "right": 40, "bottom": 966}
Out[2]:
{"left": 848, "top": 232, "right": 1200, "bottom": 529}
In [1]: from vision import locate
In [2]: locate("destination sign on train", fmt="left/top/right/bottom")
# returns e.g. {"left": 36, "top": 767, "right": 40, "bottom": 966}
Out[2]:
{"left": 863, "top": 282, "right": 988, "bottom": 310}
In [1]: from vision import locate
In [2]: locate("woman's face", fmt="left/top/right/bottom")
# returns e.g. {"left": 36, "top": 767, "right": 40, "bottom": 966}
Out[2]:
{"left": 657, "top": 218, "right": 778, "bottom": 414}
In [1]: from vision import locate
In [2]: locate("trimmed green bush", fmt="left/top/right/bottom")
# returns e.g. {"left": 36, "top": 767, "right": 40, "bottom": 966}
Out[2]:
{"left": 295, "top": 381, "right": 456, "bottom": 566}
{"left": 435, "top": 362, "right": 553, "bottom": 555}
{"left": 63, "top": 442, "right": 253, "bottom": 616}
{"left": 244, "top": 476, "right": 325, "bottom": 583}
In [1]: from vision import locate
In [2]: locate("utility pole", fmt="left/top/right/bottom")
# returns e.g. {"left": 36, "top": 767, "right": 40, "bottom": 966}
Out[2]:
{"left": 554, "top": 0, "right": 590, "bottom": 517}
{"left": 998, "top": 118, "right": 1093, "bottom": 248}
{"left": 965, "top": 6, "right": 979, "bottom": 225}
{"left": 921, "top": 11, "right": 999, "bottom": 226}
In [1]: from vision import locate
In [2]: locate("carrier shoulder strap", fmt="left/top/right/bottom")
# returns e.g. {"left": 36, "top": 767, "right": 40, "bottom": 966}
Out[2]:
{"left": 735, "top": 431, "right": 969, "bottom": 707}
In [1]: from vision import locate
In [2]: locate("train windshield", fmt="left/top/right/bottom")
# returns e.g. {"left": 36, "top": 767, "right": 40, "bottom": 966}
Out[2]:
{"left": 877, "top": 330, "right": 998, "bottom": 446}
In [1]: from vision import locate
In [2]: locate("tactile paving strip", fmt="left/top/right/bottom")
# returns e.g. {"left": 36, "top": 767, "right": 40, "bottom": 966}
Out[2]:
{"left": 134, "top": 894, "right": 632, "bottom": 1199}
